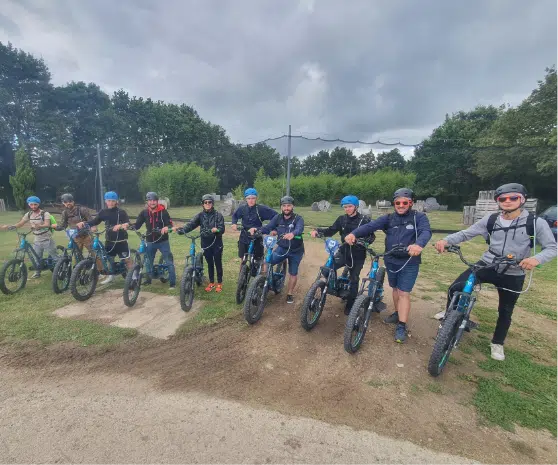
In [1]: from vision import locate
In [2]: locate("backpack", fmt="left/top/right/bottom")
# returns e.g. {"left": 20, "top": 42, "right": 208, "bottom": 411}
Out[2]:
{"left": 26, "top": 210, "right": 56, "bottom": 234}
{"left": 486, "top": 212, "right": 535, "bottom": 249}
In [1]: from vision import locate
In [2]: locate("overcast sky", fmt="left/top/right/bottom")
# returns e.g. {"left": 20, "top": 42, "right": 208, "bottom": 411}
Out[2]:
{"left": 1, "top": 0, "right": 556, "bottom": 158}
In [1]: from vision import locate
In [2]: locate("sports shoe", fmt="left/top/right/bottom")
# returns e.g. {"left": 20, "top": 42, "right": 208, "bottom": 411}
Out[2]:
{"left": 286, "top": 294, "right": 294, "bottom": 304}
{"left": 205, "top": 283, "right": 216, "bottom": 292}
{"left": 465, "top": 320, "right": 479, "bottom": 332}
{"left": 31, "top": 272, "right": 41, "bottom": 279}
{"left": 490, "top": 343, "right": 505, "bottom": 361}
{"left": 344, "top": 300, "right": 354, "bottom": 316}
{"left": 100, "top": 275, "right": 115, "bottom": 285}
{"left": 215, "top": 283, "right": 223, "bottom": 293}
{"left": 168, "top": 285, "right": 176, "bottom": 291}
{"left": 434, "top": 310, "right": 446, "bottom": 320}
{"left": 374, "top": 301, "right": 387, "bottom": 312}
{"left": 383, "top": 311, "right": 399, "bottom": 324}
{"left": 395, "top": 323, "right": 407, "bottom": 343}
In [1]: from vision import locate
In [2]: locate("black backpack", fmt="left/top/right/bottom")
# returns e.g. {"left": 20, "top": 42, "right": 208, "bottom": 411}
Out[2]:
{"left": 486, "top": 212, "right": 536, "bottom": 248}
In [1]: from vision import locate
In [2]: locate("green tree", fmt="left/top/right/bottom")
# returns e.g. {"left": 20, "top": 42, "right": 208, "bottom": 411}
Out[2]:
{"left": 9, "top": 145, "right": 35, "bottom": 210}
{"left": 375, "top": 148, "right": 406, "bottom": 171}
{"left": 302, "top": 150, "right": 330, "bottom": 176}
{"left": 359, "top": 150, "right": 376, "bottom": 172}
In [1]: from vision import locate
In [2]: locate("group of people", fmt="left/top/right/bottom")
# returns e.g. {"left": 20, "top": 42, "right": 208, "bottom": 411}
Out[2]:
{"left": 1, "top": 182, "right": 555, "bottom": 361}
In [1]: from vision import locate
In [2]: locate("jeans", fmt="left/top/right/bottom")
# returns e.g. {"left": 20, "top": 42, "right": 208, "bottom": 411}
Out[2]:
{"left": 146, "top": 240, "right": 176, "bottom": 286}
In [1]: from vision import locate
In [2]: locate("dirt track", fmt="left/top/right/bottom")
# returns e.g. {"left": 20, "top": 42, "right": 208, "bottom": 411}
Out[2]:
{"left": 0, "top": 240, "right": 556, "bottom": 464}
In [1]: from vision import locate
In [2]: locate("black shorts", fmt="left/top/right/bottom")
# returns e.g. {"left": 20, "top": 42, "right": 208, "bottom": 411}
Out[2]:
{"left": 238, "top": 238, "right": 264, "bottom": 260}
{"left": 105, "top": 241, "right": 131, "bottom": 259}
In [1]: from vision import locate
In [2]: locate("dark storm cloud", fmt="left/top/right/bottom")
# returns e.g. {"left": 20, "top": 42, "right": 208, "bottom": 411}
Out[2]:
{"left": 1, "top": 0, "right": 556, "bottom": 157}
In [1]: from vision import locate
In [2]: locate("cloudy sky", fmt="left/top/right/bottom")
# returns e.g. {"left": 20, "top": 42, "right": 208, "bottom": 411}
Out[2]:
{"left": 1, "top": 0, "right": 556, "bottom": 158}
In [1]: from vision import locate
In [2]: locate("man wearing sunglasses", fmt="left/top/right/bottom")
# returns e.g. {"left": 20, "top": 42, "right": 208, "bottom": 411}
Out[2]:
{"left": 435, "top": 183, "right": 556, "bottom": 361}
{"left": 345, "top": 188, "right": 432, "bottom": 343}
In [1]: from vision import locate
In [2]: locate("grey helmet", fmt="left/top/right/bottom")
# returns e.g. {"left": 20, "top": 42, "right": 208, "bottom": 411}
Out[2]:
{"left": 146, "top": 191, "right": 159, "bottom": 201}
{"left": 494, "top": 183, "right": 527, "bottom": 200}
{"left": 280, "top": 195, "right": 294, "bottom": 206}
{"left": 201, "top": 194, "right": 214, "bottom": 203}
{"left": 393, "top": 188, "right": 414, "bottom": 201}
{"left": 61, "top": 193, "right": 74, "bottom": 203}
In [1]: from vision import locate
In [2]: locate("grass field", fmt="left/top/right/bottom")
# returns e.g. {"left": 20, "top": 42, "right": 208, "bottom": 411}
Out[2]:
{"left": 0, "top": 208, "right": 556, "bottom": 435}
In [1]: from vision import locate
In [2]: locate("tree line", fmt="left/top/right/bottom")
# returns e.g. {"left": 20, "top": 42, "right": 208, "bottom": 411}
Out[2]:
{"left": 1, "top": 40, "right": 555, "bottom": 210}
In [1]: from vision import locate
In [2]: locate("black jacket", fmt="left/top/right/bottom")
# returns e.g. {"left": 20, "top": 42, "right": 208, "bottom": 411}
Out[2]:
{"left": 183, "top": 208, "right": 225, "bottom": 248}
{"left": 134, "top": 205, "right": 173, "bottom": 243}
{"left": 87, "top": 207, "right": 130, "bottom": 243}
{"left": 316, "top": 213, "right": 374, "bottom": 260}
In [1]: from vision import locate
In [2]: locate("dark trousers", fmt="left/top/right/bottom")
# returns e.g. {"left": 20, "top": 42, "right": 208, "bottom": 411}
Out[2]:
{"left": 447, "top": 261, "right": 525, "bottom": 345}
{"left": 204, "top": 244, "right": 223, "bottom": 283}
{"left": 333, "top": 249, "right": 365, "bottom": 307}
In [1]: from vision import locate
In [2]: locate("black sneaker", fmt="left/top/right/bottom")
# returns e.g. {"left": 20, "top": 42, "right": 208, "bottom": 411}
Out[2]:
{"left": 286, "top": 294, "right": 294, "bottom": 304}
{"left": 383, "top": 311, "right": 399, "bottom": 324}
{"left": 374, "top": 301, "right": 387, "bottom": 312}
{"left": 465, "top": 320, "right": 479, "bottom": 332}
{"left": 344, "top": 300, "right": 353, "bottom": 316}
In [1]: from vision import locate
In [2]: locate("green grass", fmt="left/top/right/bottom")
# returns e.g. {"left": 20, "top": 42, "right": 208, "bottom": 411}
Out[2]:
{"left": 426, "top": 382, "right": 443, "bottom": 394}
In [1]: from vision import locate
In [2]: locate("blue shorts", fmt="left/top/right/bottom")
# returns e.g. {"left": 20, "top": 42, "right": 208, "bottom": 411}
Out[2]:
{"left": 270, "top": 247, "right": 304, "bottom": 276}
{"left": 386, "top": 262, "right": 419, "bottom": 293}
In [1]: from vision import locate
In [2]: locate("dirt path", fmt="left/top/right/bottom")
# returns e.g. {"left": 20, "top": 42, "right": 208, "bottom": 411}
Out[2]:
{"left": 1, "top": 240, "right": 555, "bottom": 464}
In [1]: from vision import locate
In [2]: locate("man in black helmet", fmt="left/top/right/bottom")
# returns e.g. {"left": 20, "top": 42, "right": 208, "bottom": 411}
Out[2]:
{"left": 57, "top": 193, "right": 94, "bottom": 253}
{"left": 345, "top": 187, "right": 432, "bottom": 343}
{"left": 259, "top": 195, "right": 305, "bottom": 304}
{"left": 435, "top": 183, "right": 556, "bottom": 361}
{"left": 133, "top": 192, "right": 176, "bottom": 290}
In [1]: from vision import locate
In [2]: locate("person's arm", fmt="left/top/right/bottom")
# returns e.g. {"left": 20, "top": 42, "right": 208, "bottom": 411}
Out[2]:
{"left": 182, "top": 213, "right": 201, "bottom": 234}
{"left": 531, "top": 218, "right": 557, "bottom": 265}
{"left": 316, "top": 216, "right": 342, "bottom": 237}
{"left": 352, "top": 215, "right": 389, "bottom": 238}
{"left": 293, "top": 215, "right": 305, "bottom": 236}
{"left": 86, "top": 211, "right": 104, "bottom": 227}
{"left": 415, "top": 214, "right": 432, "bottom": 248}
{"left": 80, "top": 207, "right": 92, "bottom": 222}
{"left": 134, "top": 210, "right": 146, "bottom": 230}
{"left": 260, "top": 205, "right": 279, "bottom": 221}
{"left": 444, "top": 215, "right": 490, "bottom": 245}
{"left": 215, "top": 213, "right": 225, "bottom": 234}
{"left": 231, "top": 207, "right": 242, "bottom": 225}
{"left": 260, "top": 214, "right": 279, "bottom": 235}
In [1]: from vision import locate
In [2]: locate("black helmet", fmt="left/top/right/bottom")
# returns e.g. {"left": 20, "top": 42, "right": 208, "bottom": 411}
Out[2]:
{"left": 494, "top": 183, "right": 527, "bottom": 200}
{"left": 61, "top": 193, "right": 74, "bottom": 203}
{"left": 201, "top": 194, "right": 214, "bottom": 203}
{"left": 280, "top": 195, "right": 294, "bottom": 206}
{"left": 146, "top": 192, "right": 158, "bottom": 201}
{"left": 393, "top": 188, "right": 414, "bottom": 201}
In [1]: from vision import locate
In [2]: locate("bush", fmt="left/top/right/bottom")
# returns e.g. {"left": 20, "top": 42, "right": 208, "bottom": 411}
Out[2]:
{"left": 138, "top": 162, "right": 218, "bottom": 206}
{"left": 240, "top": 169, "right": 415, "bottom": 206}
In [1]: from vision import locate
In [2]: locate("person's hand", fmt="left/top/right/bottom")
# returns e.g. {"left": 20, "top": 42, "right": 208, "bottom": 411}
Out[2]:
{"left": 519, "top": 257, "right": 540, "bottom": 270}
{"left": 211, "top": 227, "right": 219, "bottom": 233}
{"left": 76, "top": 222, "right": 85, "bottom": 229}
{"left": 122, "top": 223, "right": 129, "bottom": 230}
{"left": 407, "top": 244, "right": 423, "bottom": 257}
{"left": 0, "top": 225, "right": 8, "bottom": 231}
{"left": 283, "top": 233, "right": 294, "bottom": 240}
{"left": 161, "top": 226, "right": 169, "bottom": 234}
{"left": 231, "top": 224, "right": 238, "bottom": 232}
{"left": 248, "top": 227, "right": 257, "bottom": 235}
{"left": 435, "top": 240, "right": 448, "bottom": 253}
{"left": 345, "top": 233, "right": 356, "bottom": 245}
{"left": 112, "top": 225, "right": 121, "bottom": 232}
{"left": 310, "top": 230, "right": 318, "bottom": 238}
{"left": 270, "top": 230, "right": 277, "bottom": 236}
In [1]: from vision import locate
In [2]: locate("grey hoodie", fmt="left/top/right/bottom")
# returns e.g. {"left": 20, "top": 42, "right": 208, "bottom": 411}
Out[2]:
{"left": 444, "top": 209, "right": 557, "bottom": 276}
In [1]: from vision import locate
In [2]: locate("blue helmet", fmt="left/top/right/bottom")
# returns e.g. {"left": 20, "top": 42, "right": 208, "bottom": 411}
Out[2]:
{"left": 104, "top": 191, "right": 119, "bottom": 201}
{"left": 244, "top": 188, "right": 258, "bottom": 198}
{"left": 26, "top": 196, "right": 40, "bottom": 205}
{"left": 340, "top": 195, "right": 359, "bottom": 207}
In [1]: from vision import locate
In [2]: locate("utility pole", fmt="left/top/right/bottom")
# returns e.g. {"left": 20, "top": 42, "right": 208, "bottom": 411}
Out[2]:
{"left": 286, "top": 124, "right": 292, "bottom": 196}
{"left": 96, "top": 143, "right": 104, "bottom": 209}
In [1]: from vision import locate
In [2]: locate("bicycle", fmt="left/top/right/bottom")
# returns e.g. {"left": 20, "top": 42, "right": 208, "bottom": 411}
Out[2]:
{"left": 343, "top": 245, "right": 408, "bottom": 353}
{"left": 0, "top": 228, "right": 64, "bottom": 295}
{"left": 299, "top": 232, "right": 356, "bottom": 331}
{"left": 122, "top": 227, "right": 174, "bottom": 307}
{"left": 235, "top": 230, "right": 264, "bottom": 304}
{"left": 243, "top": 234, "right": 289, "bottom": 324}
{"left": 69, "top": 227, "right": 138, "bottom": 302}
{"left": 177, "top": 231, "right": 205, "bottom": 312}
{"left": 428, "top": 245, "right": 519, "bottom": 377}
{"left": 51, "top": 227, "right": 91, "bottom": 294}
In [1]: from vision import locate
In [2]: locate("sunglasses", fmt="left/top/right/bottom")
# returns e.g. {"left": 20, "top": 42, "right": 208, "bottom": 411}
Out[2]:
{"left": 497, "top": 195, "right": 520, "bottom": 203}
{"left": 498, "top": 195, "right": 521, "bottom": 203}
{"left": 395, "top": 201, "right": 410, "bottom": 206}
{"left": 203, "top": 201, "right": 213, "bottom": 205}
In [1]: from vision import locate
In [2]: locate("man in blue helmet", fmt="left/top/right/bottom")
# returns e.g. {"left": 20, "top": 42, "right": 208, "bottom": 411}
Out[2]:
{"left": 345, "top": 188, "right": 432, "bottom": 343}
{"left": 77, "top": 191, "right": 133, "bottom": 285}
{"left": 311, "top": 195, "right": 383, "bottom": 315}
{"left": 232, "top": 188, "right": 277, "bottom": 272}
{"left": 0, "top": 196, "right": 59, "bottom": 278}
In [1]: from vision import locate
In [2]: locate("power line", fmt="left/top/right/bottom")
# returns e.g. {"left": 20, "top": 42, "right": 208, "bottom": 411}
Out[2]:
{"left": 243, "top": 134, "right": 554, "bottom": 149}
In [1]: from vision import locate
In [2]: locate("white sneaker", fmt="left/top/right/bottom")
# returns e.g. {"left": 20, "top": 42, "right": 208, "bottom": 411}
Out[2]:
{"left": 490, "top": 343, "right": 505, "bottom": 361}
{"left": 100, "top": 275, "right": 116, "bottom": 285}
{"left": 434, "top": 310, "right": 446, "bottom": 320}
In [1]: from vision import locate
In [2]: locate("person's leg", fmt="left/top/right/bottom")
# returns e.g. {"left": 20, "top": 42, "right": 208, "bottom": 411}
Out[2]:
{"left": 144, "top": 242, "right": 156, "bottom": 284}
{"left": 391, "top": 264, "right": 419, "bottom": 343}
{"left": 158, "top": 241, "right": 176, "bottom": 287}
{"left": 214, "top": 246, "right": 224, "bottom": 286}
{"left": 346, "top": 257, "right": 365, "bottom": 315}
{"left": 490, "top": 274, "right": 525, "bottom": 360}
{"left": 237, "top": 240, "right": 246, "bottom": 273}
{"left": 204, "top": 248, "right": 216, "bottom": 290}
{"left": 255, "top": 238, "right": 266, "bottom": 274}
{"left": 384, "top": 269, "right": 400, "bottom": 323}
{"left": 31, "top": 241, "right": 46, "bottom": 277}
{"left": 286, "top": 250, "right": 303, "bottom": 302}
